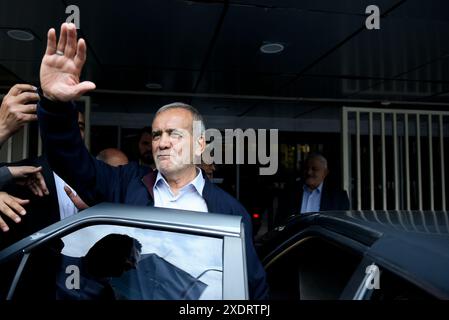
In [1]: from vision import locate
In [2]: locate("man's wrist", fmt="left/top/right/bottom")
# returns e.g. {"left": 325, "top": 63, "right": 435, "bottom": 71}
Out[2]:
{"left": 37, "top": 87, "right": 75, "bottom": 114}
{"left": 37, "top": 87, "right": 52, "bottom": 102}
{"left": 37, "top": 85, "right": 57, "bottom": 102}
{"left": 0, "top": 126, "right": 12, "bottom": 145}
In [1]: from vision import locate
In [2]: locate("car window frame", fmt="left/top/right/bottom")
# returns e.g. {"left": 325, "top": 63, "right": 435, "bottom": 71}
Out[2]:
{"left": 0, "top": 203, "right": 248, "bottom": 300}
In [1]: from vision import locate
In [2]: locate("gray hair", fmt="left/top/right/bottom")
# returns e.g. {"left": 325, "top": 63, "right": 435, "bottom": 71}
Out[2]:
{"left": 305, "top": 153, "right": 328, "bottom": 169}
{"left": 155, "top": 102, "right": 206, "bottom": 134}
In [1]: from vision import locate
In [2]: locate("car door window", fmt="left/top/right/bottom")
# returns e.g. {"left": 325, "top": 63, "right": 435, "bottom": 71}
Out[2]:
{"left": 0, "top": 254, "right": 24, "bottom": 299}
{"left": 6, "top": 224, "right": 223, "bottom": 300}
{"left": 265, "top": 236, "right": 362, "bottom": 300}
{"left": 368, "top": 267, "right": 435, "bottom": 300}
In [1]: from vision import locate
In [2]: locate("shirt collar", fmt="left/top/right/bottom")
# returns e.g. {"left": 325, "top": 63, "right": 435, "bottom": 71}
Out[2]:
{"left": 155, "top": 168, "right": 205, "bottom": 195}
{"left": 303, "top": 181, "right": 324, "bottom": 194}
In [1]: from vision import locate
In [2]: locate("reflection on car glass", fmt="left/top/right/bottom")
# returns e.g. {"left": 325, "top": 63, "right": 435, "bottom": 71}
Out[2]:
{"left": 60, "top": 225, "right": 223, "bottom": 299}
{"left": 56, "top": 234, "right": 141, "bottom": 300}
{"left": 111, "top": 253, "right": 208, "bottom": 300}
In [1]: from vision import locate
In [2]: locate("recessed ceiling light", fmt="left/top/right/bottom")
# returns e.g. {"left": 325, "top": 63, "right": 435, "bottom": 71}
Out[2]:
{"left": 145, "top": 82, "right": 162, "bottom": 90}
{"left": 260, "top": 42, "right": 284, "bottom": 54}
{"left": 7, "top": 29, "right": 34, "bottom": 41}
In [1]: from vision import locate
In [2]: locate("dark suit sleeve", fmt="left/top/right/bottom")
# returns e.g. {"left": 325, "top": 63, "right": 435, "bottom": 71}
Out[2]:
{"left": 0, "top": 166, "right": 13, "bottom": 189}
{"left": 235, "top": 203, "right": 269, "bottom": 300}
{"left": 37, "top": 95, "right": 131, "bottom": 205}
{"left": 275, "top": 181, "right": 301, "bottom": 226}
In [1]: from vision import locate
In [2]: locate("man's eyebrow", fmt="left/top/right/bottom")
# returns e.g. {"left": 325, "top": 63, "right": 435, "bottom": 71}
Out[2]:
{"left": 152, "top": 130, "right": 162, "bottom": 136}
{"left": 152, "top": 129, "right": 179, "bottom": 135}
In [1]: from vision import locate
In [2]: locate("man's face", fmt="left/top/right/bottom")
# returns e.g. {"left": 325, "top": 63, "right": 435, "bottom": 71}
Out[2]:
{"left": 303, "top": 157, "right": 328, "bottom": 190}
{"left": 138, "top": 132, "right": 153, "bottom": 165}
{"left": 151, "top": 108, "right": 204, "bottom": 177}
{"left": 78, "top": 112, "right": 85, "bottom": 140}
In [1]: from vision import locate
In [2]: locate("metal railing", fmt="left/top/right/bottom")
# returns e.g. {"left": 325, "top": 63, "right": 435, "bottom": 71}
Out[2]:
{"left": 342, "top": 107, "right": 448, "bottom": 211}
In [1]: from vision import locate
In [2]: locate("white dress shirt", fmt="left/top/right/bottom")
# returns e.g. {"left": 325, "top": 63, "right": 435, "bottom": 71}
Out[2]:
{"left": 53, "top": 172, "right": 79, "bottom": 220}
{"left": 153, "top": 169, "right": 208, "bottom": 212}
{"left": 300, "top": 182, "right": 323, "bottom": 214}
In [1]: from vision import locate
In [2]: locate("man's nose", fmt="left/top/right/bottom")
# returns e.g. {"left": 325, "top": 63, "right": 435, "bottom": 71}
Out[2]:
{"left": 159, "top": 133, "right": 171, "bottom": 149}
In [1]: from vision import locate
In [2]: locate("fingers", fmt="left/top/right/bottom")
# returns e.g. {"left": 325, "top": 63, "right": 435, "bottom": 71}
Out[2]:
{"left": 27, "top": 181, "right": 42, "bottom": 197}
{"left": 74, "top": 38, "right": 87, "bottom": 69}
{"left": 74, "top": 81, "right": 96, "bottom": 97}
{"left": 34, "top": 171, "right": 49, "bottom": 196}
{"left": 0, "top": 198, "right": 26, "bottom": 231}
{"left": 1, "top": 87, "right": 39, "bottom": 132}
{"left": 64, "top": 185, "right": 74, "bottom": 197}
{"left": 4, "top": 196, "right": 27, "bottom": 217}
{"left": 65, "top": 23, "right": 77, "bottom": 59}
{"left": 8, "top": 165, "right": 41, "bottom": 178}
{"left": 56, "top": 23, "right": 68, "bottom": 54}
{"left": 19, "top": 113, "right": 38, "bottom": 122}
{"left": 45, "top": 28, "right": 57, "bottom": 56}
{"left": 7, "top": 84, "right": 37, "bottom": 97}
{"left": 10, "top": 195, "right": 30, "bottom": 205}
{"left": 0, "top": 192, "right": 28, "bottom": 232}
{"left": 8, "top": 166, "right": 28, "bottom": 178}
{"left": 64, "top": 185, "right": 89, "bottom": 210}
{"left": 64, "top": 185, "right": 78, "bottom": 205}
{"left": 3, "top": 91, "right": 39, "bottom": 127}
{"left": 14, "top": 92, "right": 39, "bottom": 105}
{"left": 18, "top": 104, "right": 38, "bottom": 114}
{"left": 0, "top": 217, "right": 9, "bottom": 232}
{"left": 28, "top": 173, "right": 44, "bottom": 197}
{"left": 40, "top": 23, "right": 90, "bottom": 102}
{"left": 0, "top": 204, "right": 21, "bottom": 224}
{"left": 10, "top": 166, "right": 44, "bottom": 196}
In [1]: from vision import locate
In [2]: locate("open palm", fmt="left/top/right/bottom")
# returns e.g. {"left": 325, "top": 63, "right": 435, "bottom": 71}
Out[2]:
{"left": 40, "top": 23, "right": 95, "bottom": 102}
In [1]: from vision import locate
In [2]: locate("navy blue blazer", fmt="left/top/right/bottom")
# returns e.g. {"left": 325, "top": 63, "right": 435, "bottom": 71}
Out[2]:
{"left": 37, "top": 96, "right": 269, "bottom": 300}
{"left": 276, "top": 180, "right": 350, "bottom": 226}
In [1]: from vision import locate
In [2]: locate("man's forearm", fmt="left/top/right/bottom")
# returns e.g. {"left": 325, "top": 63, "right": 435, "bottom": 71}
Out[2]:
{"left": 37, "top": 93, "right": 97, "bottom": 204}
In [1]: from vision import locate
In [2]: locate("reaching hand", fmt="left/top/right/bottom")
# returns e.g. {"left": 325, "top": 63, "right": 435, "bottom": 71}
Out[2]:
{"left": 0, "top": 84, "right": 39, "bottom": 144}
{"left": 40, "top": 22, "right": 96, "bottom": 102}
{"left": 64, "top": 185, "right": 89, "bottom": 210}
{"left": 0, "top": 191, "right": 29, "bottom": 232}
{"left": 8, "top": 166, "right": 49, "bottom": 197}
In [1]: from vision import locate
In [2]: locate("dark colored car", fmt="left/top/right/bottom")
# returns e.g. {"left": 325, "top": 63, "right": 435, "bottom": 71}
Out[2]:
{"left": 256, "top": 210, "right": 449, "bottom": 300}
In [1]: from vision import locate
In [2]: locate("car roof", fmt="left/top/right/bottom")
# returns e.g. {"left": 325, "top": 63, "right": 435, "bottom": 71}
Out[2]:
{"left": 319, "top": 210, "right": 449, "bottom": 251}
{"left": 0, "top": 202, "right": 243, "bottom": 261}
{"left": 264, "top": 210, "right": 449, "bottom": 299}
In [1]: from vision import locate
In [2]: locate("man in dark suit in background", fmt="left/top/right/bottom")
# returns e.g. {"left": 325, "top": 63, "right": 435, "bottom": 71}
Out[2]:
{"left": 276, "top": 153, "right": 350, "bottom": 226}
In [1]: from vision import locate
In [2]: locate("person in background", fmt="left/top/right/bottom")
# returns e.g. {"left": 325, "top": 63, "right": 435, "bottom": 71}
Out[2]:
{"left": 276, "top": 153, "right": 349, "bottom": 225}
{"left": 96, "top": 148, "right": 129, "bottom": 167}
{"left": 64, "top": 148, "right": 130, "bottom": 210}
{"left": 136, "top": 126, "right": 155, "bottom": 169}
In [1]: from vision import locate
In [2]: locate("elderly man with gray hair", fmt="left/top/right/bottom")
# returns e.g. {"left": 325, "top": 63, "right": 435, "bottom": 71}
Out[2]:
{"left": 276, "top": 153, "right": 350, "bottom": 226}
{"left": 36, "top": 23, "right": 268, "bottom": 299}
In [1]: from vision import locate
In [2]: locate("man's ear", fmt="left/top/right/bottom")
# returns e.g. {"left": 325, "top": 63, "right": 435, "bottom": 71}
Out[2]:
{"left": 195, "top": 135, "right": 206, "bottom": 156}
